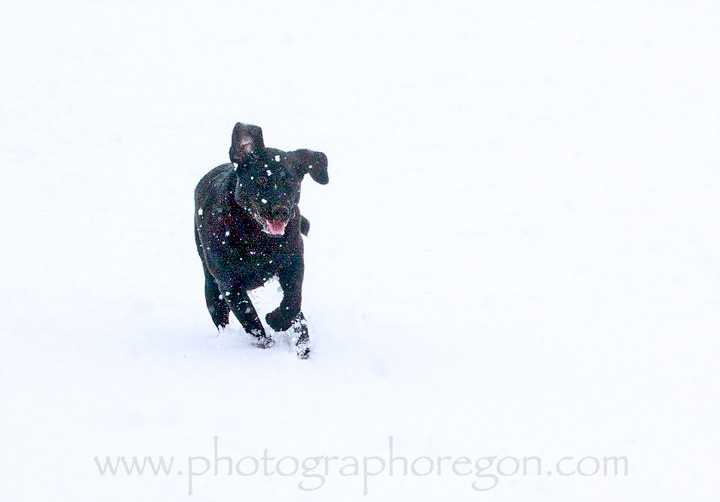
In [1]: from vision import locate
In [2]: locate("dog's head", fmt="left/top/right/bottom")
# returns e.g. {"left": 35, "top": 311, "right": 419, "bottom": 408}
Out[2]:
{"left": 228, "top": 122, "right": 328, "bottom": 237}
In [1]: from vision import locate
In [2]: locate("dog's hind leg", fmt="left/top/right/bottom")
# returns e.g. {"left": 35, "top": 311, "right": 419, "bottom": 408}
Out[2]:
{"left": 203, "top": 266, "right": 230, "bottom": 328}
{"left": 221, "top": 287, "right": 274, "bottom": 348}
{"left": 196, "top": 221, "right": 230, "bottom": 328}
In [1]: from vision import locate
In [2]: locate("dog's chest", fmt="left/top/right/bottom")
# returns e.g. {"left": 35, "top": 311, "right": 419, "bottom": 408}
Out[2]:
{"left": 216, "top": 211, "right": 284, "bottom": 267}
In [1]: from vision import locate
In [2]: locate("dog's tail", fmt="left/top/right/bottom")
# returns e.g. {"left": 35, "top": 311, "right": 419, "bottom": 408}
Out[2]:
{"left": 300, "top": 216, "right": 310, "bottom": 236}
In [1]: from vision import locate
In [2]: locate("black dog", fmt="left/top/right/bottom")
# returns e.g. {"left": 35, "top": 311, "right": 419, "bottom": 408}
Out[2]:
{"left": 194, "top": 123, "right": 328, "bottom": 359}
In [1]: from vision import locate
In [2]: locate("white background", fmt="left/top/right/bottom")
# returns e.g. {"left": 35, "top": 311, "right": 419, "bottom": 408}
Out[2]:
{"left": 1, "top": 1, "right": 718, "bottom": 500}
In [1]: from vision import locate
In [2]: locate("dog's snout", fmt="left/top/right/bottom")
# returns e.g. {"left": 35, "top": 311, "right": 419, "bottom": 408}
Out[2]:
{"left": 271, "top": 205, "right": 290, "bottom": 221}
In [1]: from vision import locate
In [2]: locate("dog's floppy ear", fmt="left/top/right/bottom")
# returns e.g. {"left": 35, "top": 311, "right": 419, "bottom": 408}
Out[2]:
{"left": 229, "top": 123, "right": 265, "bottom": 165}
{"left": 291, "top": 149, "right": 329, "bottom": 185}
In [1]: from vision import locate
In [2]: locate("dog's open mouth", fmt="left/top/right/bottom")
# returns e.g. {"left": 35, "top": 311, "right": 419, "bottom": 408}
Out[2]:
{"left": 252, "top": 212, "right": 288, "bottom": 236}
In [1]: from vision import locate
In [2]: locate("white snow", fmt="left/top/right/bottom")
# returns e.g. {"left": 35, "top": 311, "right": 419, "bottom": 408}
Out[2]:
{"left": 0, "top": 1, "right": 718, "bottom": 501}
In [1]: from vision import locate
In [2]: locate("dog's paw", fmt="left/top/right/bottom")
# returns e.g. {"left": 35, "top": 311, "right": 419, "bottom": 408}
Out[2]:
{"left": 294, "top": 321, "right": 310, "bottom": 359}
{"left": 265, "top": 310, "right": 294, "bottom": 332}
{"left": 252, "top": 334, "right": 275, "bottom": 349}
{"left": 296, "top": 341, "right": 311, "bottom": 359}
{"left": 248, "top": 328, "right": 274, "bottom": 349}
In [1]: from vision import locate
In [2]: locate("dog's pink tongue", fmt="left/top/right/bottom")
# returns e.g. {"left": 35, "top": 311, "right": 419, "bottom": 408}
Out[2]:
{"left": 267, "top": 220, "right": 287, "bottom": 235}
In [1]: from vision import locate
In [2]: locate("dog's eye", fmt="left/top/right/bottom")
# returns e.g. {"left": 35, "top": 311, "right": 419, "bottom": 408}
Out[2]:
{"left": 257, "top": 176, "right": 268, "bottom": 186}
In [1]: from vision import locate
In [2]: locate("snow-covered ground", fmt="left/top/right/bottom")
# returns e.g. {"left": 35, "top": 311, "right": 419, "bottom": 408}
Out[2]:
{"left": 1, "top": 1, "right": 718, "bottom": 500}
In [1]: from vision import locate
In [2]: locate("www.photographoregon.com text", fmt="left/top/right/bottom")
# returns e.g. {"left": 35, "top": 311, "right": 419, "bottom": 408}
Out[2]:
{"left": 94, "top": 436, "right": 629, "bottom": 495}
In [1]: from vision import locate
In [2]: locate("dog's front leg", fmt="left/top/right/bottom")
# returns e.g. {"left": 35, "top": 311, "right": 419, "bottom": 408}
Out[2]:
{"left": 221, "top": 286, "right": 274, "bottom": 348}
{"left": 265, "top": 253, "right": 303, "bottom": 332}
{"left": 265, "top": 254, "right": 310, "bottom": 358}
{"left": 290, "top": 312, "right": 310, "bottom": 359}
